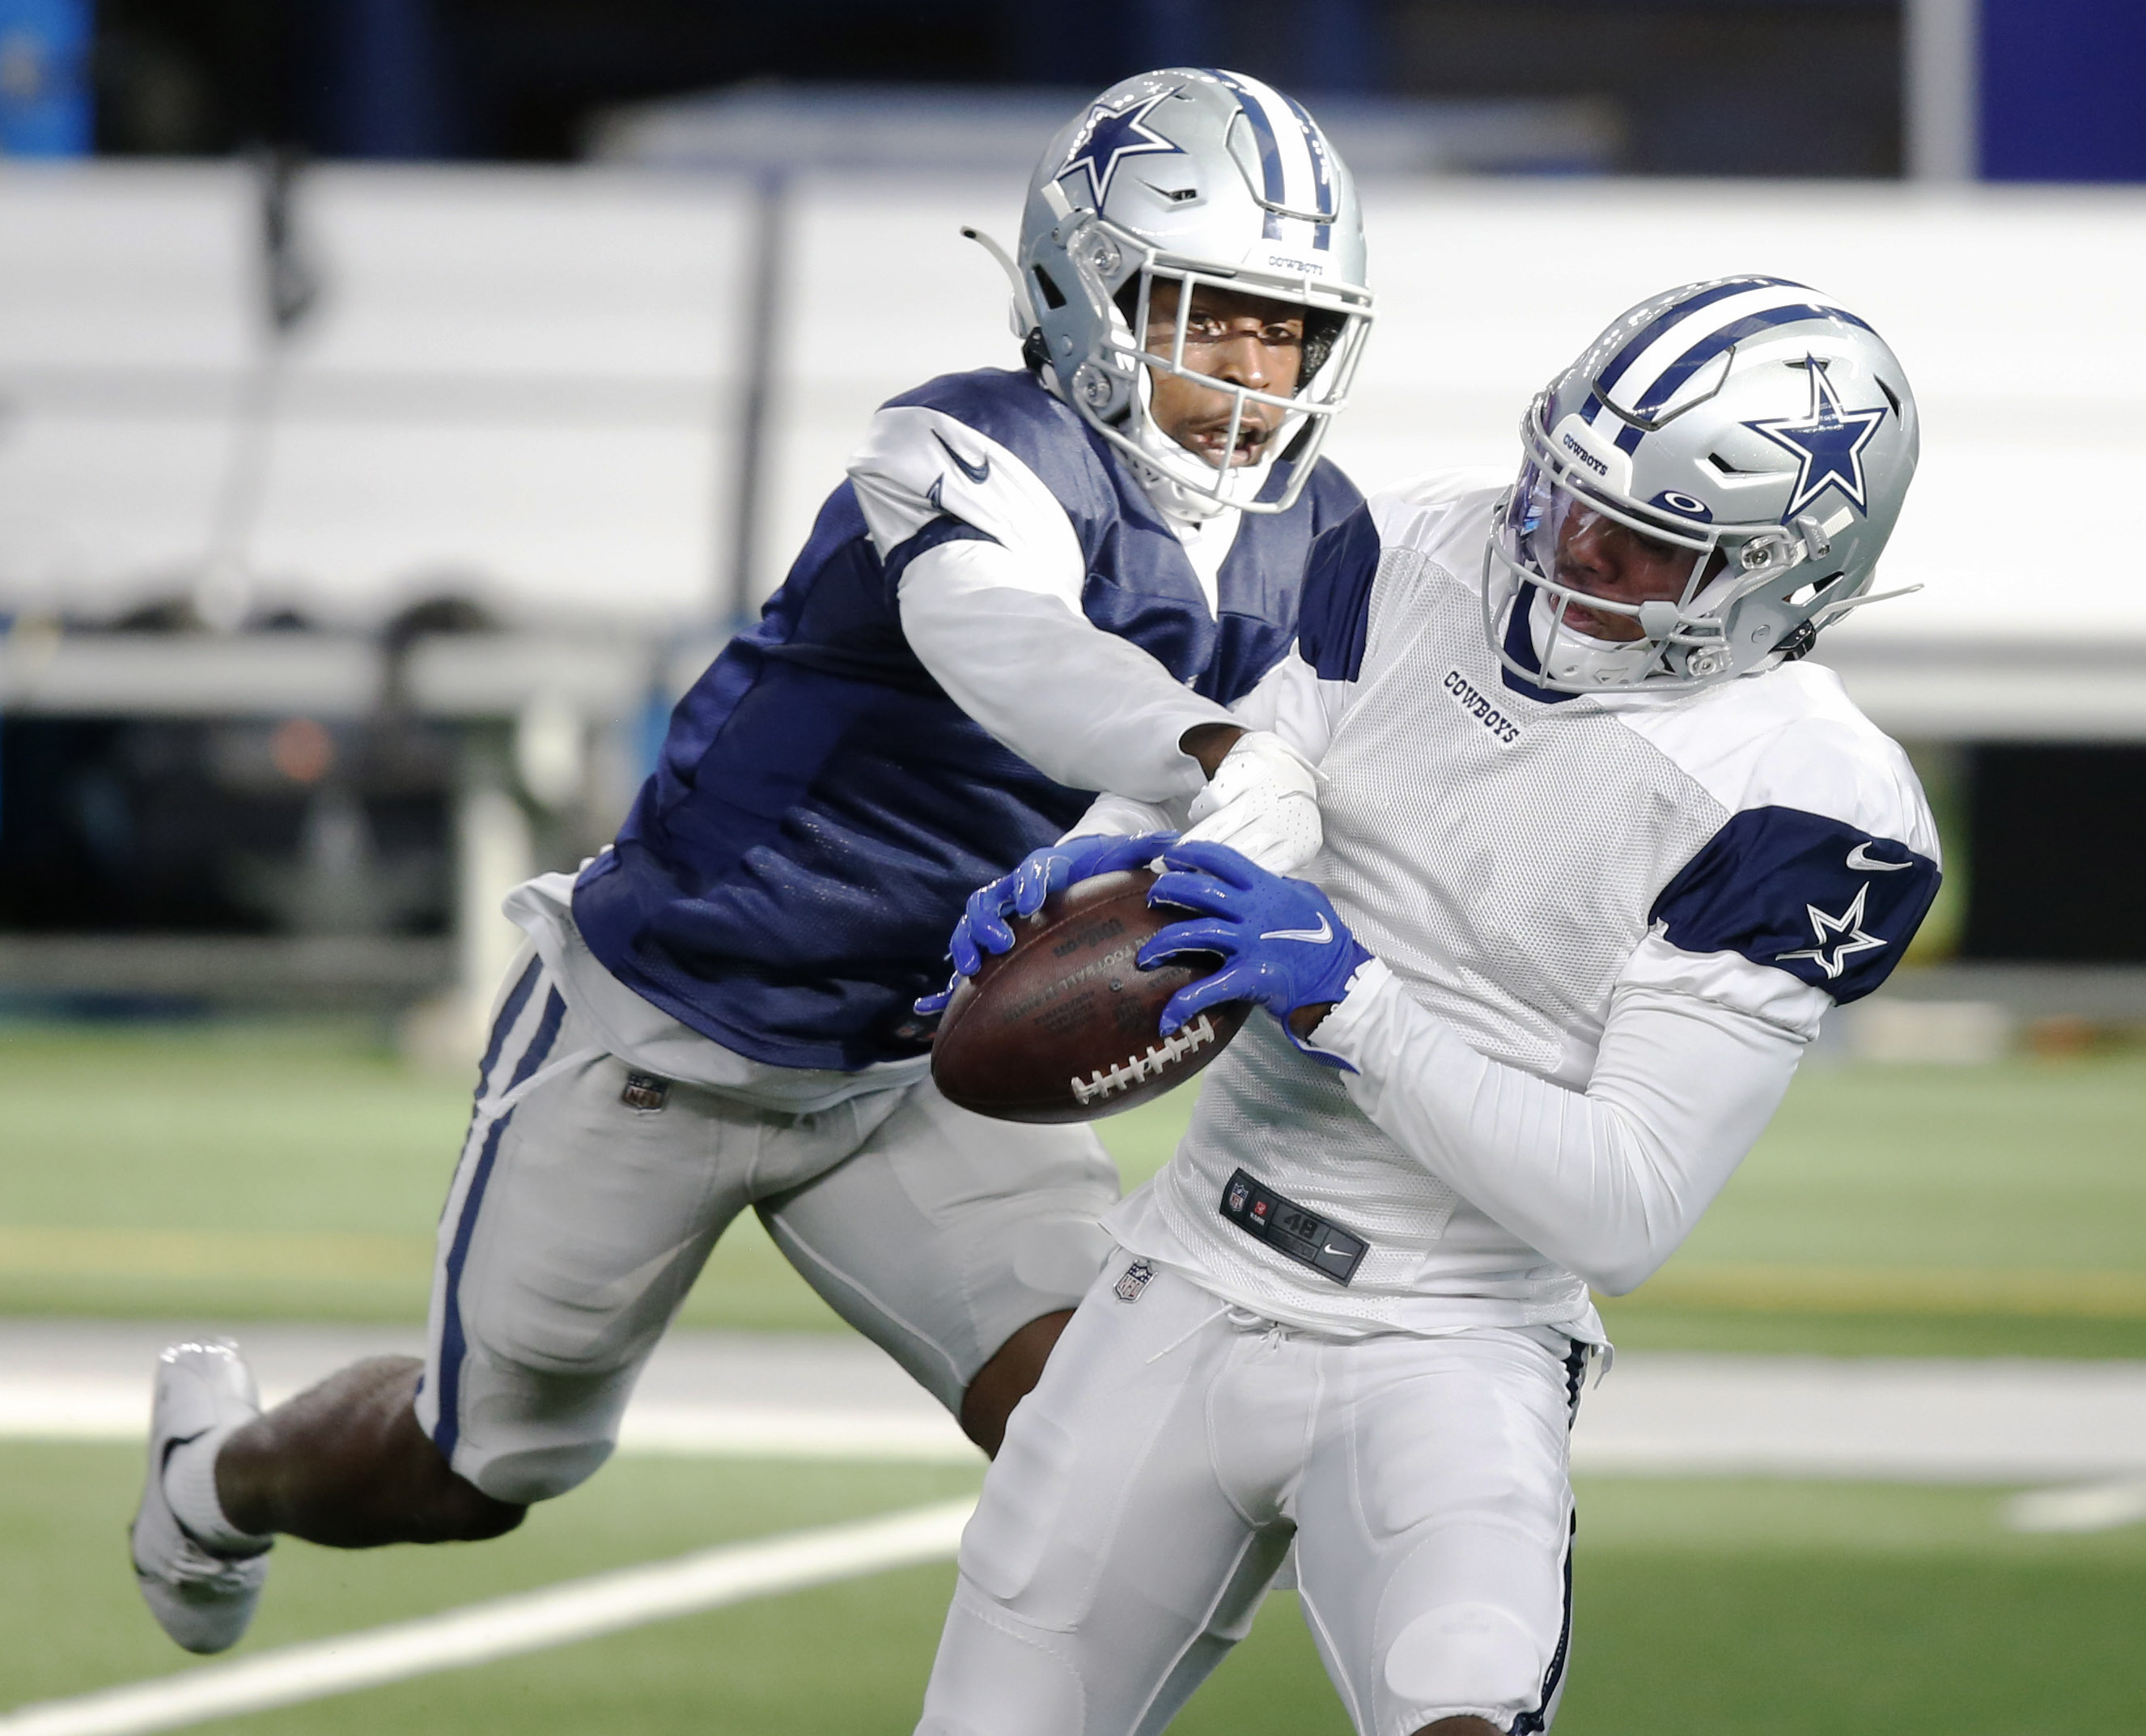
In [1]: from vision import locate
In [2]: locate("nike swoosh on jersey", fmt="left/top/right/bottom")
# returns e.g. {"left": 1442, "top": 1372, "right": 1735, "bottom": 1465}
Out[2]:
{"left": 1846, "top": 843, "right": 1913, "bottom": 872}
{"left": 930, "top": 430, "right": 990, "bottom": 485}
{"left": 1259, "top": 915, "right": 1334, "bottom": 944}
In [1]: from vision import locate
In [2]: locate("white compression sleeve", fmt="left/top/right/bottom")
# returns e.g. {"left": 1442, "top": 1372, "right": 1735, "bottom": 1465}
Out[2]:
{"left": 897, "top": 539, "right": 1233, "bottom": 803}
{"left": 1059, "top": 651, "right": 1339, "bottom": 843}
{"left": 1311, "top": 962, "right": 1809, "bottom": 1295}
{"left": 1221, "top": 649, "right": 1342, "bottom": 765}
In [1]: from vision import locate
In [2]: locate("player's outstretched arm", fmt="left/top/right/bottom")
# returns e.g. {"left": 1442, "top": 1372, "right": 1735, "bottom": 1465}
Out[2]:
{"left": 1178, "top": 728, "right": 1322, "bottom": 875}
{"left": 899, "top": 542, "right": 1239, "bottom": 802}
{"left": 1171, "top": 654, "right": 1341, "bottom": 874}
{"left": 1065, "top": 791, "right": 1185, "bottom": 845}
{"left": 1137, "top": 840, "right": 1376, "bottom": 1060}
{"left": 855, "top": 404, "right": 1244, "bottom": 804}
{"left": 905, "top": 557, "right": 1325, "bottom": 876}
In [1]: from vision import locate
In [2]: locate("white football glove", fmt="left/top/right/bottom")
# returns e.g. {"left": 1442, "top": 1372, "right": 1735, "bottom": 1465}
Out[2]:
{"left": 1181, "top": 729, "right": 1322, "bottom": 875}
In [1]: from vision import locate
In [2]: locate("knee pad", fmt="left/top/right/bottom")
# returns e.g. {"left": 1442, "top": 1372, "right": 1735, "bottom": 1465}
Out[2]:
{"left": 918, "top": 1584, "right": 1088, "bottom": 1735}
{"left": 1383, "top": 1600, "right": 1550, "bottom": 1720}
{"left": 464, "top": 1438, "right": 613, "bottom": 1506}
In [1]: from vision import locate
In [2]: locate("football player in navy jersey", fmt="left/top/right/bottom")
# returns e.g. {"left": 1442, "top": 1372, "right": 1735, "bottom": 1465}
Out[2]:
{"left": 914, "top": 279, "right": 1940, "bottom": 1735}
{"left": 128, "top": 68, "right": 1374, "bottom": 1656}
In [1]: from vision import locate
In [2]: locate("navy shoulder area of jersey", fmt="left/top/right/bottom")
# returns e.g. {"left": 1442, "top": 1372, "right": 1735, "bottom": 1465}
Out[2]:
{"left": 889, "top": 367, "right": 1358, "bottom": 706}
{"left": 1649, "top": 805, "right": 1940, "bottom": 1004}
{"left": 569, "top": 367, "right": 1356, "bottom": 1072}
{"left": 1287, "top": 454, "right": 1366, "bottom": 521}
{"left": 882, "top": 367, "right": 1105, "bottom": 511}
{"left": 1295, "top": 502, "right": 1380, "bottom": 681}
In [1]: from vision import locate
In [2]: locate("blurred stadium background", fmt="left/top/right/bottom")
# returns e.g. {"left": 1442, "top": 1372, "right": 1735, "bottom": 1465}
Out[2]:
{"left": 1, "top": 2, "right": 2143, "bottom": 1733}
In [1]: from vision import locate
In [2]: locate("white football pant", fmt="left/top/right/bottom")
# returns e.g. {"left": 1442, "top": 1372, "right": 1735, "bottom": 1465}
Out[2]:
{"left": 918, "top": 1258, "right": 1584, "bottom": 1736}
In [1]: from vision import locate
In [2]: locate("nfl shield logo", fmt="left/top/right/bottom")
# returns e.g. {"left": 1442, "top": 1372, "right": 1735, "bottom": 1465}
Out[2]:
{"left": 1114, "top": 1260, "right": 1155, "bottom": 1303}
{"left": 1227, "top": 1181, "right": 1249, "bottom": 1214}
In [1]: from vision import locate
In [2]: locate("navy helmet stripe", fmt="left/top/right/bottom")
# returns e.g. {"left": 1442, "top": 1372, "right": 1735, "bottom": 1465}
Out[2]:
{"left": 1207, "top": 70, "right": 1287, "bottom": 240}
{"left": 1596, "top": 276, "right": 1804, "bottom": 394}
{"left": 1630, "top": 303, "right": 1875, "bottom": 421}
{"left": 1276, "top": 88, "right": 1334, "bottom": 251}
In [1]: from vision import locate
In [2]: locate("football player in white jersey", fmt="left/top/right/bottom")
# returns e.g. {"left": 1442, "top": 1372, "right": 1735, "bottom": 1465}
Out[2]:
{"left": 915, "top": 278, "right": 1940, "bottom": 1736}
{"left": 128, "top": 70, "right": 1373, "bottom": 1657}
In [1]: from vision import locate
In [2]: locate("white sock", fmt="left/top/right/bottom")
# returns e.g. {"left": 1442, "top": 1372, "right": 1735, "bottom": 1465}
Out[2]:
{"left": 163, "top": 1427, "right": 274, "bottom": 1556}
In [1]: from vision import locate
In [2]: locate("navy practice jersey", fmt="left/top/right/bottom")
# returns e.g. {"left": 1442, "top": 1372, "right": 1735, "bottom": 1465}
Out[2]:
{"left": 574, "top": 367, "right": 1362, "bottom": 1071}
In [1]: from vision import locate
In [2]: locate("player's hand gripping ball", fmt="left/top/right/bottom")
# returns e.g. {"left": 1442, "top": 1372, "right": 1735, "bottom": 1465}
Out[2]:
{"left": 925, "top": 834, "right": 1253, "bottom": 1123}
{"left": 918, "top": 831, "right": 1178, "bottom": 1003}
{"left": 1139, "top": 840, "right": 1375, "bottom": 1069}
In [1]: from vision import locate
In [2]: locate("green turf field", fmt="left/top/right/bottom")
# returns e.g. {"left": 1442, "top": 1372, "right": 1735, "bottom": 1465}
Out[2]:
{"left": 4, "top": 1019, "right": 2144, "bottom": 1732}
{"left": 6, "top": 1445, "right": 2142, "bottom": 1734}
{"left": 2, "top": 1021, "right": 2140, "bottom": 1356}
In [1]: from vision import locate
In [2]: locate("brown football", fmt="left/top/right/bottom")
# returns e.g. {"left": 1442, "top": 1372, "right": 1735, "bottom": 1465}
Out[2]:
{"left": 930, "top": 868, "right": 1251, "bottom": 1124}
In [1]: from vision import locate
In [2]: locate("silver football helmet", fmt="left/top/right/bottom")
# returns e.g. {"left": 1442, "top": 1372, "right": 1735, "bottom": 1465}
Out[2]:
{"left": 984, "top": 68, "right": 1372, "bottom": 516}
{"left": 1485, "top": 276, "right": 1920, "bottom": 693}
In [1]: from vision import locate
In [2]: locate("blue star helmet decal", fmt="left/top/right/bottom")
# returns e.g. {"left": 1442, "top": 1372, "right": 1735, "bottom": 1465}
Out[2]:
{"left": 1059, "top": 89, "right": 1185, "bottom": 206}
{"left": 1743, "top": 357, "right": 1889, "bottom": 521}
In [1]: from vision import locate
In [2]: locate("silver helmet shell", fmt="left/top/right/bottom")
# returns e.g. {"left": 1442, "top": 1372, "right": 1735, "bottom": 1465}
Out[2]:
{"left": 1486, "top": 276, "right": 1920, "bottom": 693}
{"left": 1015, "top": 68, "right": 1373, "bottom": 516}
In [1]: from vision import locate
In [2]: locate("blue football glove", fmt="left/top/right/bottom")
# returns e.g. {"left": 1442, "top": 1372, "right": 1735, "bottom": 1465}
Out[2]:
{"left": 1135, "top": 839, "right": 1374, "bottom": 1067}
{"left": 914, "top": 830, "right": 1178, "bottom": 1016}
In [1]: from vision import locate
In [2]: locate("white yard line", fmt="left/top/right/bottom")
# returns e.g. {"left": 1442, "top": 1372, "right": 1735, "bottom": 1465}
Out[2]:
{"left": 12, "top": 1349, "right": 2146, "bottom": 1485}
{"left": 1566, "top": 1353, "right": 2146, "bottom": 1487}
{"left": 0, "top": 1497, "right": 977, "bottom": 1736}
{"left": 10, "top": 1330, "right": 2146, "bottom": 1534}
{"left": 2005, "top": 1478, "right": 2146, "bottom": 1534}
{"left": 0, "top": 1383, "right": 981, "bottom": 1463}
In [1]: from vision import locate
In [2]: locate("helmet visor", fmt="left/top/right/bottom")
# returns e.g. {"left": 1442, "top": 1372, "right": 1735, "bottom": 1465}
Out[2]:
{"left": 1499, "top": 463, "right": 1722, "bottom": 641}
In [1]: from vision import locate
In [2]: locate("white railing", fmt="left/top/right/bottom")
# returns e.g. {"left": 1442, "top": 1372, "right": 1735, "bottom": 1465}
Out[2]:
{"left": 2, "top": 161, "right": 2144, "bottom": 707}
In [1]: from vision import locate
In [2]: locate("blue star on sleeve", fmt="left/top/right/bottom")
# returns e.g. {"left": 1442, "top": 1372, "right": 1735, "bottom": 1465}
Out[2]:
{"left": 1650, "top": 805, "right": 1940, "bottom": 1004}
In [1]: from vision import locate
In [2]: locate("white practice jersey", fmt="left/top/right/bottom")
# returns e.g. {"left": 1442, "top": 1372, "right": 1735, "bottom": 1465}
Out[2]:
{"left": 1105, "top": 471, "right": 1941, "bottom": 1340}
